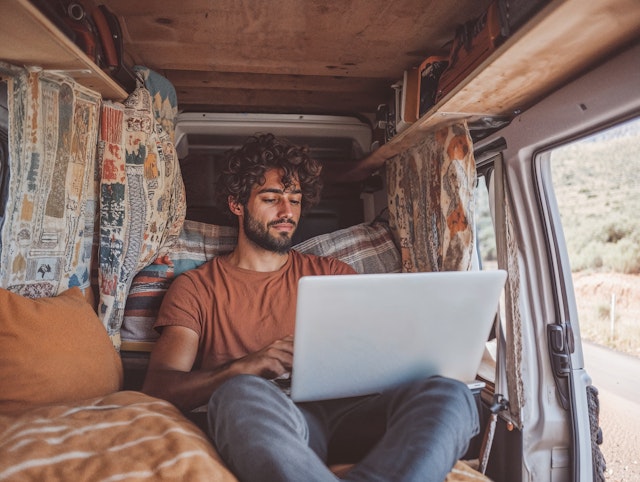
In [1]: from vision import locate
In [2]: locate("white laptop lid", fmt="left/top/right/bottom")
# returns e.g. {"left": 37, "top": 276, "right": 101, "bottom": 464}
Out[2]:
{"left": 290, "top": 270, "right": 507, "bottom": 402}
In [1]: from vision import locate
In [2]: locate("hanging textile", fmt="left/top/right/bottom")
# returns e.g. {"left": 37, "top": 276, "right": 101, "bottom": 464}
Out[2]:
{"left": 133, "top": 66, "right": 179, "bottom": 143}
{"left": 97, "top": 81, "right": 186, "bottom": 347}
{"left": 0, "top": 64, "right": 100, "bottom": 298}
{"left": 493, "top": 157, "right": 524, "bottom": 428}
{"left": 385, "top": 122, "right": 476, "bottom": 273}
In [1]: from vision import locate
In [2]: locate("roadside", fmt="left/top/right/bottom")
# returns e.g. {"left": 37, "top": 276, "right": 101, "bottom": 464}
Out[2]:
{"left": 575, "top": 272, "right": 640, "bottom": 480}
{"left": 582, "top": 342, "right": 640, "bottom": 481}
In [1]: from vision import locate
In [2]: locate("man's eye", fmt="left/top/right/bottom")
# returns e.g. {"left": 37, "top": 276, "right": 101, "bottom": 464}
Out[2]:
{"left": 263, "top": 198, "right": 276, "bottom": 203}
{"left": 290, "top": 199, "right": 301, "bottom": 206}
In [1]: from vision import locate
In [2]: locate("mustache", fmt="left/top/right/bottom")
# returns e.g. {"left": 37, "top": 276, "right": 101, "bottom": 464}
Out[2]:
{"left": 268, "top": 218, "right": 297, "bottom": 228}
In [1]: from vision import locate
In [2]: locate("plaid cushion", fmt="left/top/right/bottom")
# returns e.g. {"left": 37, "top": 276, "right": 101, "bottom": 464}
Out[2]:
{"left": 162, "top": 220, "right": 238, "bottom": 276}
{"left": 121, "top": 220, "right": 400, "bottom": 344}
{"left": 294, "top": 222, "right": 401, "bottom": 274}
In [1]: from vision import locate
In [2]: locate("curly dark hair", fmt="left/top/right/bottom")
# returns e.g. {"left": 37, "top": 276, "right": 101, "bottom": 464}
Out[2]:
{"left": 215, "top": 134, "right": 323, "bottom": 218}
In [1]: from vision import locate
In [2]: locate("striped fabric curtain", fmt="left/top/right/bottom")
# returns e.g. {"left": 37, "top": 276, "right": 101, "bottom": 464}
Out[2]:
{"left": 385, "top": 122, "right": 476, "bottom": 273}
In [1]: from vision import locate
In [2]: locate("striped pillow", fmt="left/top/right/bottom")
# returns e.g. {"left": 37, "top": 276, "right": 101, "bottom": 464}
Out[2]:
{"left": 121, "top": 221, "right": 237, "bottom": 344}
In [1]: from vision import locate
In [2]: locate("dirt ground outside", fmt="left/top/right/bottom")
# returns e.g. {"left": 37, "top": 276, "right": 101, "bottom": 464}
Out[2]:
{"left": 597, "top": 377, "right": 640, "bottom": 481}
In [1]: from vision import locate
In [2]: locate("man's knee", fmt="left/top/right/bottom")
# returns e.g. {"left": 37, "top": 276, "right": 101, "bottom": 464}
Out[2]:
{"left": 396, "top": 376, "right": 480, "bottom": 432}
{"left": 428, "top": 376, "right": 480, "bottom": 433}
{"left": 208, "top": 374, "right": 306, "bottom": 432}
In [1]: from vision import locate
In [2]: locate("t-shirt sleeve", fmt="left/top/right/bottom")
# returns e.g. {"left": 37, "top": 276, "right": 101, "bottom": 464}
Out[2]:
{"left": 153, "top": 273, "right": 204, "bottom": 336}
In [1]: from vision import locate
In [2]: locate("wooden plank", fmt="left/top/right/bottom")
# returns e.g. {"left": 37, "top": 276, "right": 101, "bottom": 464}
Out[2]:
{"left": 175, "top": 86, "right": 388, "bottom": 114}
{"left": 120, "top": 341, "right": 155, "bottom": 353}
{"left": 432, "top": 0, "right": 640, "bottom": 121}
{"left": 0, "top": 0, "right": 127, "bottom": 100}
{"left": 340, "top": 0, "right": 640, "bottom": 181}
{"left": 164, "top": 69, "right": 390, "bottom": 94}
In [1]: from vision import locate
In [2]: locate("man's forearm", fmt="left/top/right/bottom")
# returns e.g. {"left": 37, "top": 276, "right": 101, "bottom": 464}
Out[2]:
{"left": 142, "top": 360, "right": 239, "bottom": 412}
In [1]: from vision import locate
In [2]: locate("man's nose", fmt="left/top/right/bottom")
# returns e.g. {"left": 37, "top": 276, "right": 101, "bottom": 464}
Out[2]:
{"left": 278, "top": 200, "right": 293, "bottom": 219}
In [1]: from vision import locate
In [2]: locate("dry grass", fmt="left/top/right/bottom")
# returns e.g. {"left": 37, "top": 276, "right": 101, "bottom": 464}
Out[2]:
{"left": 573, "top": 272, "right": 640, "bottom": 357}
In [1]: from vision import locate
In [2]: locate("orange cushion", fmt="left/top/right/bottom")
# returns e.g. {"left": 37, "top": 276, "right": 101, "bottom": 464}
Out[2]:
{"left": 0, "top": 287, "right": 123, "bottom": 414}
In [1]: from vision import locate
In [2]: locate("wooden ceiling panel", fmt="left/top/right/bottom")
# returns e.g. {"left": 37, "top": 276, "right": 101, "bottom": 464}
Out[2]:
{"left": 99, "top": 0, "right": 492, "bottom": 114}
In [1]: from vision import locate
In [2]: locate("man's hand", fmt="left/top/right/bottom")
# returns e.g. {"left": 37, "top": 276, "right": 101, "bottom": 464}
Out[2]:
{"left": 232, "top": 335, "right": 294, "bottom": 380}
{"left": 143, "top": 328, "right": 294, "bottom": 411}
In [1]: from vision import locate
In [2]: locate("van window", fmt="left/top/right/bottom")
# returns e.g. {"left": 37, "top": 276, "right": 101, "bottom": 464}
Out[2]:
{"left": 475, "top": 171, "right": 498, "bottom": 271}
{"left": 547, "top": 116, "right": 640, "bottom": 481}
{"left": 472, "top": 168, "right": 504, "bottom": 387}
{"left": 549, "top": 117, "right": 640, "bottom": 355}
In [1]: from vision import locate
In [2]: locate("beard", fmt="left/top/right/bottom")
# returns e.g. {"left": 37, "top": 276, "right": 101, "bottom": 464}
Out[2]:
{"left": 243, "top": 212, "right": 297, "bottom": 254}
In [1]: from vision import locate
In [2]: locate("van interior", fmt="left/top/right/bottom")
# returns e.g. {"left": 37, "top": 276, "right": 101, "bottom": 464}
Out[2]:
{"left": 1, "top": 0, "right": 639, "bottom": 480}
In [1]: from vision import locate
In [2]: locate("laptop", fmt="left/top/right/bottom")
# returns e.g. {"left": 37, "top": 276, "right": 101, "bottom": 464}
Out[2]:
{"left": 289, "top": 270, "right": 507, "bottom": 402}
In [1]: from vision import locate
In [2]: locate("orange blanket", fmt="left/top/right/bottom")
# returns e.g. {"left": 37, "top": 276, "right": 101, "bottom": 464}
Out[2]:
{"left": 0, "top": 391, "right": 237, "bottom": 481}
{"left": 0, "top": 390, "right": 490, "bottom": 481}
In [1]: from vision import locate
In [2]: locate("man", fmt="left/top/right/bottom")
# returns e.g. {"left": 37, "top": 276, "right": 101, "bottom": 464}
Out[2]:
{"left": 143, "top": 134, "right": 479, "bottom": 482}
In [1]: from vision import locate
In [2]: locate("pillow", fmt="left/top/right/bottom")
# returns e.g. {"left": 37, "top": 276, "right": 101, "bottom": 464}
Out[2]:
{"left": 120, "top": 220, "right": 401, "bottom": 345}
{"left": 121, "top": 220, "right": 238, "bottom": 344}
{"left": 294, "top": 221, "right": 402, "bottom": 274}
{"left": 0, "top": 287, "right": 123, "bottom": 415}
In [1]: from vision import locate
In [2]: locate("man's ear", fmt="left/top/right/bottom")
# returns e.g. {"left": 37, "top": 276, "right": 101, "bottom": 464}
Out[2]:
{"left": 228, "top": 196, "right": 243, "bottom": 216}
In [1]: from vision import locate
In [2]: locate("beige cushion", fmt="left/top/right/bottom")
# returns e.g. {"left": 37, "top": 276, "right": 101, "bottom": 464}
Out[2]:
{"left": 0, "top": 287, "right": 123, "bottom": 415}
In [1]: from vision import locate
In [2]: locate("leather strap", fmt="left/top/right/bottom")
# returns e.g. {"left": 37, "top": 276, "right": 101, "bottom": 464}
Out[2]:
{"left": 92, "top": 6, "right": 118, "bottom": 69}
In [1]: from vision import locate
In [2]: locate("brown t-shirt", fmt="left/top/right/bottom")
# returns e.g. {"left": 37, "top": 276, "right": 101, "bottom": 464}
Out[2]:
{"left": 154, "top": 250, "right": 355, "bottom": 370}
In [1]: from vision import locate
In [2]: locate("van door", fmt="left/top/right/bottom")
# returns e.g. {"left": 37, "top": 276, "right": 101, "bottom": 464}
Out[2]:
{"left": 475, "top": 41, "right": 640, "bottom": 481}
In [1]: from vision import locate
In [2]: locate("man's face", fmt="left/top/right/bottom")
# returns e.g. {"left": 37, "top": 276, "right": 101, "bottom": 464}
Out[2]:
{"left": 240, "top": 169, "right": 302, "bottom": 254}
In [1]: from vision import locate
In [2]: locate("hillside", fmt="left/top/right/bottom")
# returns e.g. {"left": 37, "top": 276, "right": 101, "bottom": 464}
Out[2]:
{"left": 551, "top": 118, "right": 640, "bottom": 274}
{"left": 551, "top": 117, "right": 640, "bottom": 357}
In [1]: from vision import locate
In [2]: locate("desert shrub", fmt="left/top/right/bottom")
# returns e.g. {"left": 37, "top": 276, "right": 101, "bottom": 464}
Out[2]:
{"left": 563, "top": 213, "right": 640, "bottom": 273}
{"left": 597, "top": 302, "right": 612, "bottom": 321}
{"left": 602, "top": 238, "right": 640, "bottom": 274}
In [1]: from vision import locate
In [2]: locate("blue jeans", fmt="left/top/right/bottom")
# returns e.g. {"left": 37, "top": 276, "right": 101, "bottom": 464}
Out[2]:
{"left": 208, "top": 374, "right": 479, "bottom": 482}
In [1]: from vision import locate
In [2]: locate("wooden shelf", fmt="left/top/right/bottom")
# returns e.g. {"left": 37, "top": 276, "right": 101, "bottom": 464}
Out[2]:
{"left": 0, "top": 0, "right": 127, "bottom": 101}
{"left": 339, "top": 0, "right": 640, "bottom": 182}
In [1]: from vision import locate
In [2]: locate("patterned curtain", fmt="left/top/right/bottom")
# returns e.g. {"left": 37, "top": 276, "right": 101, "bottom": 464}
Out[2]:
{"left": 0, "top": 65, "right": 100, "bottom": 298}
{"left": 133, "top": 66, "right": 179, "bottom": 143}
{"left": 0, "top": 64, "right": 185, "bottom": 347}
{"left": 97, "top": 81, "right": 186, "bottom": 347}
{"left": 385, "top": 122, "right": 475, "bottom": 272}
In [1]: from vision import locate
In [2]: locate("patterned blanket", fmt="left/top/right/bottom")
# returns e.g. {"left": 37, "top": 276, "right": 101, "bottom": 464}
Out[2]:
{"left": 0, "top": 391, "right": 236, "bottom": 482}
